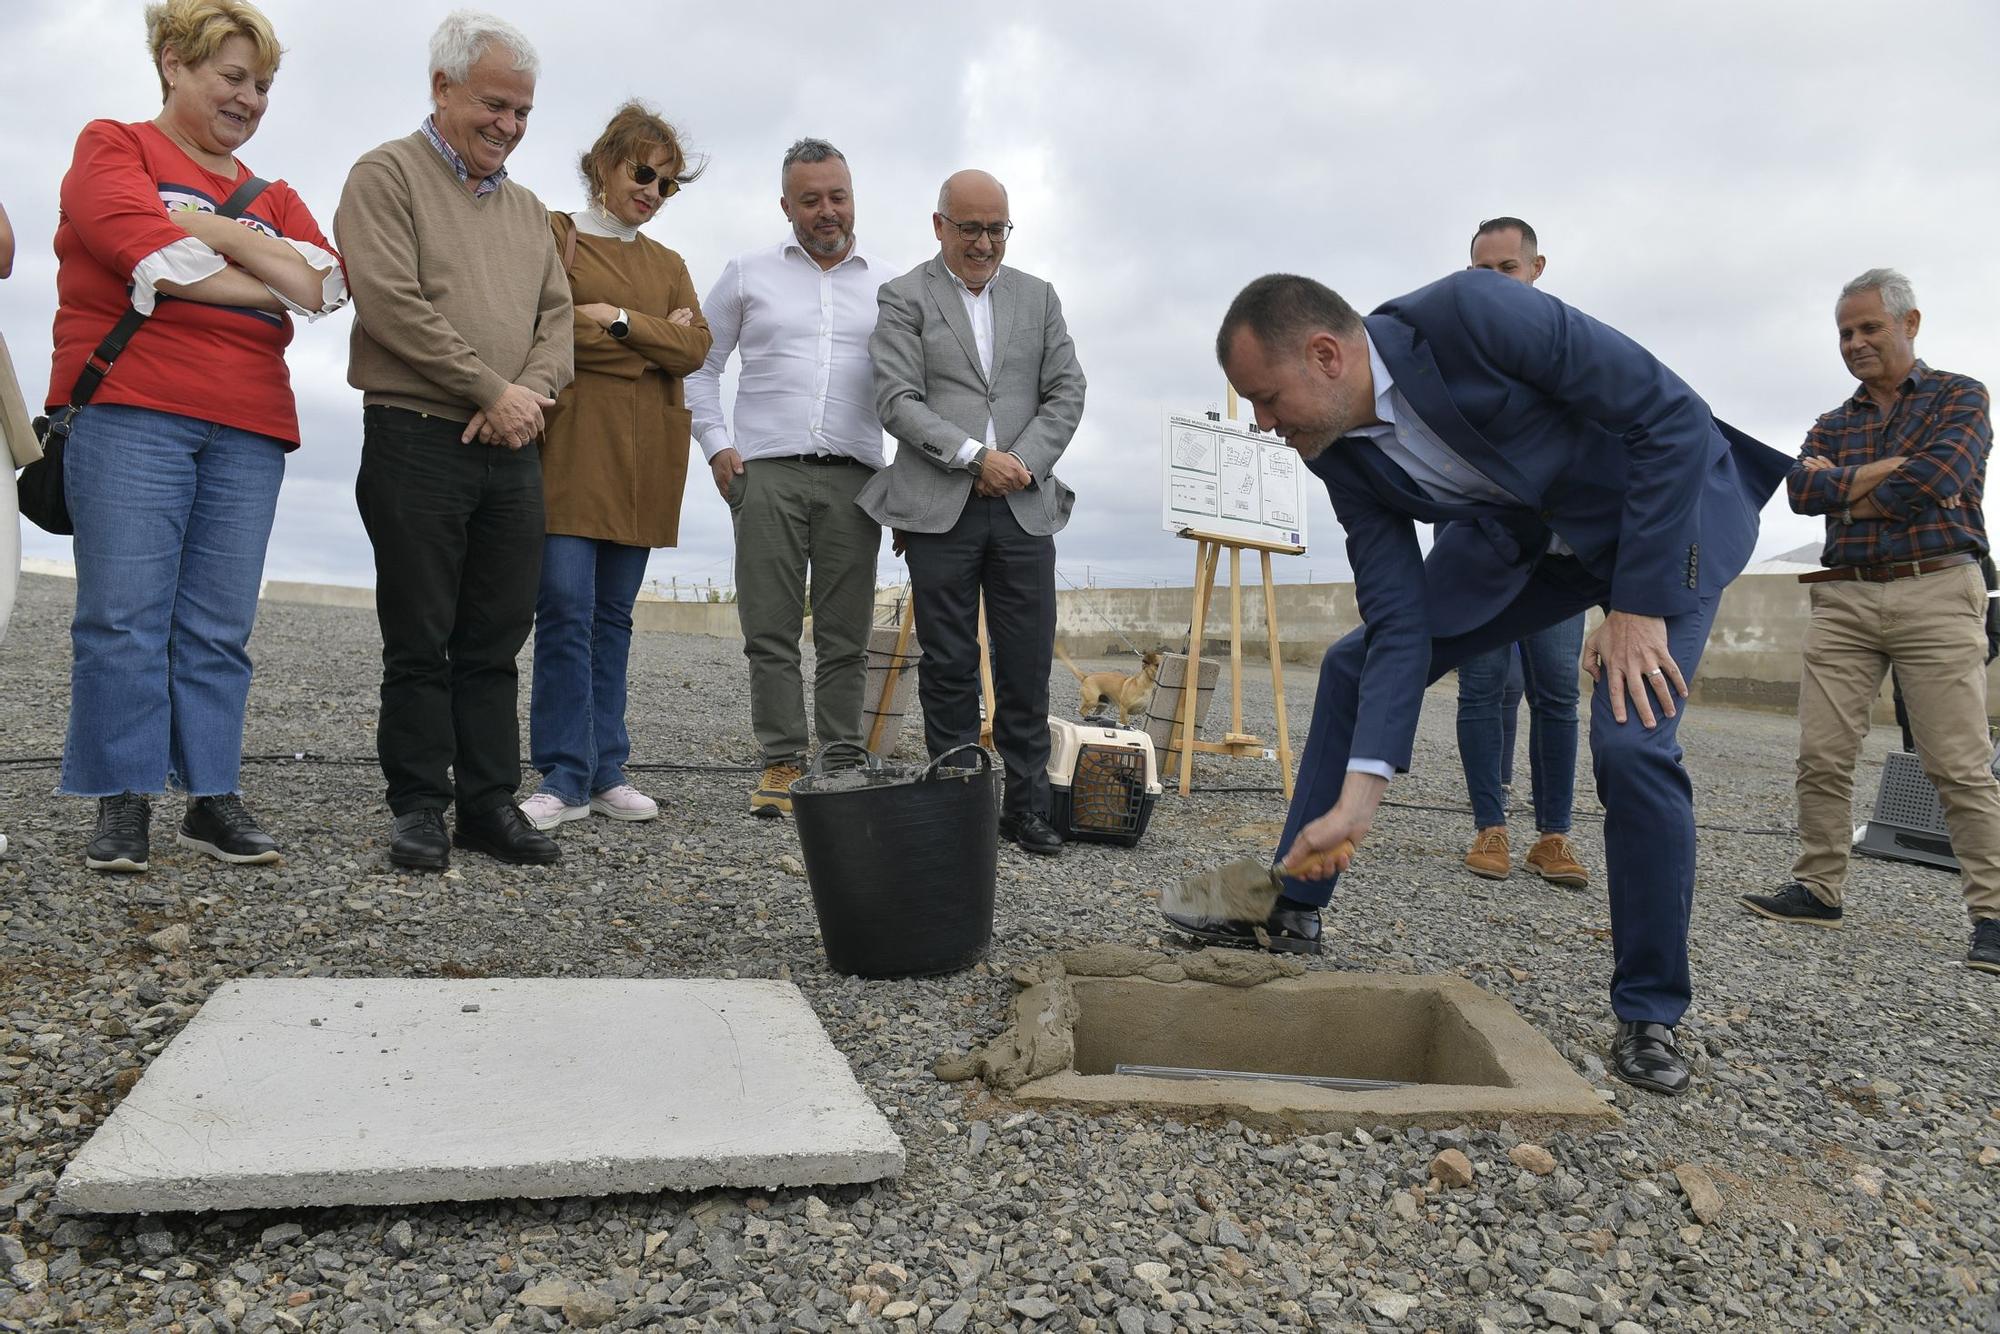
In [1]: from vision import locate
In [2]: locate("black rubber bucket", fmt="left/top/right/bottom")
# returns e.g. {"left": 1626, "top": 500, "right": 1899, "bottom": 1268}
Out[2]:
{"left": 791, "top": 743, "right": 998, "bottom": 978}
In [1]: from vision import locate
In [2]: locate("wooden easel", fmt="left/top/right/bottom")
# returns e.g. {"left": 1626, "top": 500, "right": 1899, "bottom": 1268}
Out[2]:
{"left": 865, "top": 595, "right": 998, "bottom": 753}
{"left": 1168, "top": 529, "right": 1298, "bottom": 798}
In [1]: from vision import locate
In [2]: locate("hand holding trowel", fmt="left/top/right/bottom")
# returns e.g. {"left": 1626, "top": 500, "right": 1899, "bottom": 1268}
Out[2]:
{"left": 1160, "top": 837, "right": 1356, "bottom": 922}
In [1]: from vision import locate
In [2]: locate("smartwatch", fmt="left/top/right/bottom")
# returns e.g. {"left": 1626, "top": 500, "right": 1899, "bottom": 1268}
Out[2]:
{"left": 608, "top": 308, "right": 630, "bottom": 339}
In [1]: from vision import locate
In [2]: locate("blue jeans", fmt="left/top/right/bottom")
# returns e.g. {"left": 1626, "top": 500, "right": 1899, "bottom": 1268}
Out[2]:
{"left": 1454, "top": 613, "right": 1586, "bottom": 832}
{"left": 62, "top": 404, "right": 285, "bottom": 796}
{"left": 529, "top": 534, "right": 652, "bottom": 804}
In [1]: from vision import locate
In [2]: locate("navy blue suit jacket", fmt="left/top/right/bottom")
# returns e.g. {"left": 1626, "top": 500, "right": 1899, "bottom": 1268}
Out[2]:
{"left": 1310, "top": 270, "right": 1791, "bottom": 771}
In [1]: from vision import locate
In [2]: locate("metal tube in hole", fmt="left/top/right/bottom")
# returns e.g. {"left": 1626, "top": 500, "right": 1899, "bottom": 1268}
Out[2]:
{"left": 1113, "top": 1063, "right": 1408, "bottom": 1092}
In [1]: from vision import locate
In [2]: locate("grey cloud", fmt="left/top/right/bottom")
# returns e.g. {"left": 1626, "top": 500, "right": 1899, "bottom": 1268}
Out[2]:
{"left": 6, "top": 0, "right": 1997, "bottom": 592}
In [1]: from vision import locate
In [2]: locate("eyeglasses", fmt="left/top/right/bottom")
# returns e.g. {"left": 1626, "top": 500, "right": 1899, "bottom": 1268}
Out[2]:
{"left": 627, "top": 161, "right": 681, "bottom": 196}
{"left": 938, "top": 214, "right": 1013, "bottom": 242}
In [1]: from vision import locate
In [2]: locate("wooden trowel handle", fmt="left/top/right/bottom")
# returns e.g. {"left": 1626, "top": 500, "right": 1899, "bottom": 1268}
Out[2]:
{"left": 1279, "top": 839, "right": 1355, "bottom": 881}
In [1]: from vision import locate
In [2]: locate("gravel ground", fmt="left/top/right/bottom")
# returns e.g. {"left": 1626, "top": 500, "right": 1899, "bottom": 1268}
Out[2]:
{"left": 1, "top": 571, "right": 1997, "bottom": 1333}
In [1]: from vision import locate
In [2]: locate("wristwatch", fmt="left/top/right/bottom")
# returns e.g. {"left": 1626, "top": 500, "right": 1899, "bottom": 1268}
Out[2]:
{"left": 970, "top": 446, "right": 994, "bottom": 477}
{"left": 608, "top": 308, "right": 630, "bottom": 340}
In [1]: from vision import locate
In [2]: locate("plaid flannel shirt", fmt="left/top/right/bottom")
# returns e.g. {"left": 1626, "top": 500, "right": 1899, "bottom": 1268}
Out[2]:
{"left": 1787, "top": 360, "right": 1992, "bottom": 568}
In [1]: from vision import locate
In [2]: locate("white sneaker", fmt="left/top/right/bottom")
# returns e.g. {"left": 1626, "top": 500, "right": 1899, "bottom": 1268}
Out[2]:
{"left": 590, "top": 784, "right": 660, "bottom": 822}
{"left": 520, "top": 791, "right": 590, "bottom": 831}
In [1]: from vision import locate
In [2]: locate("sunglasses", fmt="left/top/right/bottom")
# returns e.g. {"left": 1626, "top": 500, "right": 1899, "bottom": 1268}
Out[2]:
{"left": 627, "top": 161, "right": 681, "bottom": 196}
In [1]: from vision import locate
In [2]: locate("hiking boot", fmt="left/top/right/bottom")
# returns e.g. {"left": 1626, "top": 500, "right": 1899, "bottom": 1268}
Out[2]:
{"left": 1524, "top": 832, "right": 1589, "bottom": 888}
{"left": 749, "top": 762, "right": 803, "bottom": 817}
{"left": 590, "top": 784, "right": 659, "bottom": 822}
{"left": 1969, "top": 918, "right": 2000, "bottom": 974}
{"left": 177, "top": 793, "right": 281, "bottom": 865}
{"left": 86, "top": 792, "right": 151, "bottom": 873}
{"left": 1463, "top": 826, "right": 1511, "bottom": 880}
{"left": 1740, "top": 881, "right": 1843, "bottom": 927}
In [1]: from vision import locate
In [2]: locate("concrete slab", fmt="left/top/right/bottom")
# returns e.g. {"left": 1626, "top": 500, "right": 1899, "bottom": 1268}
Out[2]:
{"left": 58, "top": 978, "right": 903, "bottom": 1213}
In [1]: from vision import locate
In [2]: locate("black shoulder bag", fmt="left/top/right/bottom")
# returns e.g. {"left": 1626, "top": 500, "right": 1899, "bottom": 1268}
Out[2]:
{"left": 21, "top": 175, "right": 270, "bottom": 535}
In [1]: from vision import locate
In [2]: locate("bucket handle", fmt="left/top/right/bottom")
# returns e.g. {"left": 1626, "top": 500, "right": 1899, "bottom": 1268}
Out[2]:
{"left": 809, "top": 741, "right": 885, "bottom": 775}
{"left": 921, "top": 743, "right": 993, "bottom": 781}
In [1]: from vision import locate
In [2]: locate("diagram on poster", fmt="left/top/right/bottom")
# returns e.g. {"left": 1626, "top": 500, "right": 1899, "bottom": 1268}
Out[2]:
{"left": 1160, "top": 410, "right": 1307, "bottom": 550}
{"left": 1170, "top": 423, "right": 1216, "bottom": 473}
{"left": 1260, "top": 448, "right": 1299, "bottom": 528}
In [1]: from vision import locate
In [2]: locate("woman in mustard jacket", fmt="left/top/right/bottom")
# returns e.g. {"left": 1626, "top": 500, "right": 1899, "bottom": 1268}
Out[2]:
{"left": 523, "top": 102, "right": 710, "bottom": 831}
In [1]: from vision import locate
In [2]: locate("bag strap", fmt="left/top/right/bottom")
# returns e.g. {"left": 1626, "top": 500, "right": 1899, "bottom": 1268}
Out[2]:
{"left": 65, "top": 175, "right": 272, "bottom": 410}
{"left": 560, "top": 213, "right": 579, "bottom": 278}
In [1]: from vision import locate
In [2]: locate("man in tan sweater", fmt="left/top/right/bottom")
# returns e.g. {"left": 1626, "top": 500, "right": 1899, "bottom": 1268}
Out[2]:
{"left": 337, "top": 10, "right": 573, "bottom": 871}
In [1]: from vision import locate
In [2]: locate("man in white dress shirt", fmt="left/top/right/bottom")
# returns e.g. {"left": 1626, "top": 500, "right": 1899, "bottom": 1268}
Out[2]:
{"left": 688, "top": 139, "right": 886, "bottom": 816}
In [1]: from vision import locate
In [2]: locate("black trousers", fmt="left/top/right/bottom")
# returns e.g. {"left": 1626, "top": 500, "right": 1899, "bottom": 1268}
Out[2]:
{"left": 905, "top": 495, "right": 1056, "bottom": 817}
{"left": 354, "top": 406, "right": 544, "bottom": 817}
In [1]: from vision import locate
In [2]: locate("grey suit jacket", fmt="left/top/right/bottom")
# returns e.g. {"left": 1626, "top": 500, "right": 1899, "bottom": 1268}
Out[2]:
{"left": 858, "top": 256, "right": 1086, "bottom": 535}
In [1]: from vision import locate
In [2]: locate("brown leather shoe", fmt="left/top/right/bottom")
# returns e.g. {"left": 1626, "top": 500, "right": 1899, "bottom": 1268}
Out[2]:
{"left": 1464, "top": 826, "right": 1511, "bottom": 880}
{"left": 749, "top": 762, "right": 803, "bottom": 817}
{"left": 1525, "top": 832, "right": 1589, "bottom": 888}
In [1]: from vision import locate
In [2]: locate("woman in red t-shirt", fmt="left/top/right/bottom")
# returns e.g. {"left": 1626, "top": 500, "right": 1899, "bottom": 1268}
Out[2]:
{"left": 48, "top": 0, "right": 345, "bottom": 875}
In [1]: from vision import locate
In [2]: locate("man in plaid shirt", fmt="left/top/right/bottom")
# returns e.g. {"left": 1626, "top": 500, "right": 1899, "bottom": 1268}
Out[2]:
{"left": 1742, "top": 268, "right": 2000, "bottom": 975}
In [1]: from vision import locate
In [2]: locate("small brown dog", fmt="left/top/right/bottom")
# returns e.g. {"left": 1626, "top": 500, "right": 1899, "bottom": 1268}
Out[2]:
{"left": 1055, "top": 647, "right": 1163, "bottom": 727}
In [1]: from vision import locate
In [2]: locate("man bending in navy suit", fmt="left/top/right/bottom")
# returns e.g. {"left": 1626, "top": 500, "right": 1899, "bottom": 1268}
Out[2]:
{"left": 1177, "top": 272, "right": 1790, "bottom": 1094}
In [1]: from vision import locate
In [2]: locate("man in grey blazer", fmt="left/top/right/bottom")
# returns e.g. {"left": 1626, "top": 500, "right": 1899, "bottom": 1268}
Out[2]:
{"left": 861, "top": 169, "right": 1086, "bottom": 854}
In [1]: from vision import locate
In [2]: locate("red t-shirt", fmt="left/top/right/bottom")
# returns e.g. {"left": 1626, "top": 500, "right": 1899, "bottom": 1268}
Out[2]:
{"left": 46, "top": 119, "right": 340, "bottom": 448}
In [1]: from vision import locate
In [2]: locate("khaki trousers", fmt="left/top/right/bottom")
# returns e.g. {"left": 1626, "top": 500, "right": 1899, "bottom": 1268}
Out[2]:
{"left": 728, "top": 457, "right": 882, "bottom": 765}
{"left": 1793, "top": 560, "right": 2000, "bottom": 921}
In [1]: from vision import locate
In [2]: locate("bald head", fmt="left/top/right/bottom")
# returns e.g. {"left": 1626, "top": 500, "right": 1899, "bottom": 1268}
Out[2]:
{"left": 937, "top": 169, "right": 1006, "bottom": 216}
{"left": 933, "top": 169, "right": 1011, "bottom": 293}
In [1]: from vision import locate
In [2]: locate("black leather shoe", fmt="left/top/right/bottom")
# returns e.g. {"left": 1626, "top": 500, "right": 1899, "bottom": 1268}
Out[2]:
{"left": 86, "top": 792, "right": 151, "bottom": 873}
{"left": 178, "top": 793, "right": 281, "bottom": 865}
{"left": 454, "top": 803, "right": 561, "bottom": 866}
{"left": 1162, "top": 900, "right": 1323, "bottom": 956}
{"left": 999, "top": 811, "right": 1064, "bottom": 856}
{"left": 389, "top": 809, "right": 450, "bottom": 871}
{"left": 1969, "top": 918, "right": 2000, "bottom": 974}
{"left": 1610, "top": 1020, "right": 1691, "bottom": 1095}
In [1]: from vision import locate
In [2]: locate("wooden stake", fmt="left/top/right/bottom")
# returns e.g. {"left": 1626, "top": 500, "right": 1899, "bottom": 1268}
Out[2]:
{"left": 1261, "top": 550, "right": 1295, "bottom": 800}
{"left": 865, "top": 596, "right": 916, "bottom": 755}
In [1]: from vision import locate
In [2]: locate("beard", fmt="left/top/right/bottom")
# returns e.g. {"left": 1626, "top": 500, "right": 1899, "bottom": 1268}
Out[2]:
{"left": 796, "top": 222, "right": 852, "bottom": 257}
{"left": 1280, "top": 381, "right": 1363, "bottom": 459}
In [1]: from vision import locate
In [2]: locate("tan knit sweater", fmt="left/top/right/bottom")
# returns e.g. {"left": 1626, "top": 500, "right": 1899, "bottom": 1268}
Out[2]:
{"left": 336, "top": 133, "right": 573, "bottom": 419}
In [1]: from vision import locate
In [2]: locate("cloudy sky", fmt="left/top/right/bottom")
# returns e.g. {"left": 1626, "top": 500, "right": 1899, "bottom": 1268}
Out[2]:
{"left": 6, "top": 0, "right": 1997, "bottom": 594}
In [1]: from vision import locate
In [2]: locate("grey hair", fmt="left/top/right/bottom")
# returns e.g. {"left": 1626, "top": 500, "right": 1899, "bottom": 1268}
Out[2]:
{"left": 1841, "top": 267, "right": 1917, "bottom": 321}
{"left": 780, "top": 138, "right": 845, "bottom": 192}
{"left": 428, "top": 9, "right": 539, "bottom": 87}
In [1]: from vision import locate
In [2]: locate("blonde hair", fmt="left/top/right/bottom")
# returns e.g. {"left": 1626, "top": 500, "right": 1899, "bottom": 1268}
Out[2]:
{"left": 578, "top": 101, "right": 705, "bottom": 201}
{"left": 145, "top": 0, "right": 282, "bottom": 102}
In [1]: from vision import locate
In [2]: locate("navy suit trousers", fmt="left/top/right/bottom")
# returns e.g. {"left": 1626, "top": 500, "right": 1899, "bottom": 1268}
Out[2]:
{"left": 1276, "top": 556, "right": 1725, "bottom": 1025}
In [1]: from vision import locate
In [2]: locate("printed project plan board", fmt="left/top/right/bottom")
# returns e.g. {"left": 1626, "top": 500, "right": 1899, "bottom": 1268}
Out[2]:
{"left": 1160, "top": 412, "right": 1307, "bottom": 550}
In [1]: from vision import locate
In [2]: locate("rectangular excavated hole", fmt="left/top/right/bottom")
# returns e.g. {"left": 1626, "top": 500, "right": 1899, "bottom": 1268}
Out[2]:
{"left": 1069, "top": 977, "right": 1511, "bottom": 1088}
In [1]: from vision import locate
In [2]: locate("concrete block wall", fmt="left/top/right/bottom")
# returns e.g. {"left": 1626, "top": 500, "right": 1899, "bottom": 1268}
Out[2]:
{"left": 234, "top": 570, "right": 1999, "bottom": 723}
{"left": 1051, "top": 573, "right": 2000, "bottom": 724}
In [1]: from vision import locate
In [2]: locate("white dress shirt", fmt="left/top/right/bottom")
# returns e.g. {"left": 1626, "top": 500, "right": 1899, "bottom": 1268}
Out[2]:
{"left": 687, "top": 237, "right": 889, "bottom": 468}
{"left": 945, "top": 268, "right": 999, "bottom": 466}
{"left": 1343, "top": 331, "right": 1559, "bottom": 783}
